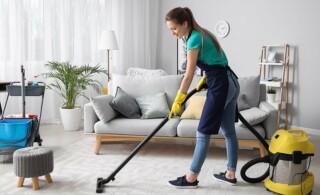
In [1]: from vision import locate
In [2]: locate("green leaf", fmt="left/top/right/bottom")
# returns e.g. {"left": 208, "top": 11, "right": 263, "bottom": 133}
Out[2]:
{"left": 45, "top": 61, "right": 107, "bottom": 109}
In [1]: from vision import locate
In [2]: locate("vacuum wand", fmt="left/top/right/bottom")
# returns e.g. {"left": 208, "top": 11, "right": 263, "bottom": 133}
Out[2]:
{"left": 96, "top": 85, "right": 207, "bottom": 193}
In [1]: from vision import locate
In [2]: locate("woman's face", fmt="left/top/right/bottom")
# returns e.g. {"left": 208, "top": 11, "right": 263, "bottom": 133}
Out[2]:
{"left": 166, "top": 20, "right": 188, "bottom": 39}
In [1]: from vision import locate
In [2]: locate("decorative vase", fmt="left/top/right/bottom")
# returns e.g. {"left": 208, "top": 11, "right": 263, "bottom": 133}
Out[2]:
{"left": 60, "top": 107, "right": 82, "bottom": 131}
{"left": 267, "top": 94, "right": 276, "bottom": 103}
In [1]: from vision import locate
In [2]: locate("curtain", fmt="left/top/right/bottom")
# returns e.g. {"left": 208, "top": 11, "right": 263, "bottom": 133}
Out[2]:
{"left": 0, "top": 0, "right": 159, "bottom": 123}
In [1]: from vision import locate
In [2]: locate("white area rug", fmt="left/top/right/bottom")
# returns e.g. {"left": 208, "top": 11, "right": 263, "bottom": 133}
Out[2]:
{"left": 0, "top": 136, "right": 316, "bottom": 195}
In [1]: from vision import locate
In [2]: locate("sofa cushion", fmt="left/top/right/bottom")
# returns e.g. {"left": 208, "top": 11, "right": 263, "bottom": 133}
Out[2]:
{"left": 180, "top": 96, "right": 206, "bottom": 119}
{"left": 109, "top": 87, "right": 141, "bottom": 118}
{"left": 177, "top": 119, "right": 266, "bottom": 139}
{"left": 136, "top": 92, "right": 170, "bottom": 119}
{"left": 109, "top": 74, "right": 184, "bottom": 108}
{"left": 237, "top": 94, "right": 251, "bottom": 111}
{"left": 237, "top": 75, "right": 260, "bottom": 108}
{"left": 95, "top": 117, "right": 180, "bottom": 137}
{"left": 188, "top": 75, "right": 260, "bottom": 109}
{"left": 90, "top": 95, "right": 118, "bottom": 123}
{"left": 238, "top": 107, "right": 268, "bottom": 127}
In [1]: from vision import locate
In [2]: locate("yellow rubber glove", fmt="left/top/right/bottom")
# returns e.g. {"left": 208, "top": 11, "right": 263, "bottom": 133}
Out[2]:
{"left": 196, "top": 75, "right": 207, "bottom": 92}
{"left": 169, "top": 91, "right": 187, "bottom": 119}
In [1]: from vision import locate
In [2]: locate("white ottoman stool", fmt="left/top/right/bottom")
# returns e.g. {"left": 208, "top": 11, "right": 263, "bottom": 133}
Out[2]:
{"left": 13, "top": 147, "right": 54, "bottom": 190}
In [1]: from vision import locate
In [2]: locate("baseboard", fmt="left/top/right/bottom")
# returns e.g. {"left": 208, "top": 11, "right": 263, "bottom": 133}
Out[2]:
{"left": 289, "top": 125, "right": 320, "bottom": 136}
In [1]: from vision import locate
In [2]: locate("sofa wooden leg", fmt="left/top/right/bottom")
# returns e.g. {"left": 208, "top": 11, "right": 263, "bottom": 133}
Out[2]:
{"left": 94, "top": 135, "right": 102, "bottom": 155}
{"left": 258, "top": 142, "right": 267, "bottom": 157}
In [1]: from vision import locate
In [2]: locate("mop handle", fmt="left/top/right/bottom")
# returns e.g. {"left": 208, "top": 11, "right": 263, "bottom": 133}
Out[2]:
{"left": 21, "top": 65, "right": 26, "bottom": 118}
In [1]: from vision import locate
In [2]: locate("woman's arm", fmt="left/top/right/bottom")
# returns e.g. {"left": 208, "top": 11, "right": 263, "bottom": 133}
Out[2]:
{"left": 179, "top": 48, "right": 199, "bottom": 94}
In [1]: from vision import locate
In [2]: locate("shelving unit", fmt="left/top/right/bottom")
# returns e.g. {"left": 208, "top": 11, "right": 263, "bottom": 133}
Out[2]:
{"left": 259, "top": 44, "right": 290, "bottom": 129}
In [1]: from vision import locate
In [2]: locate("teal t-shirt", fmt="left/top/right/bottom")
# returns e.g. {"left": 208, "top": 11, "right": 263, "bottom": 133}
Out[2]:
{"left": 187, "top": 30, "right": 228, "bottom": 66}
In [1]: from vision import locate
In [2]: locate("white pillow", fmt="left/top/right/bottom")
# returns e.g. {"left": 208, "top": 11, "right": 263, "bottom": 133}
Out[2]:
{"left": 126, "top": 67, "right": 167, "bottom": 77}
{"left": 238, "top": 107, "right": 268, "bottom": 127}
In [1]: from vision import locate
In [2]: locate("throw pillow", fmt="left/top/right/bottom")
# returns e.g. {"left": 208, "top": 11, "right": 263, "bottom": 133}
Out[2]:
{"left": 126, "top": 67, "right": 167, "bottom": 77}
{"left": 180, "top": 96, "right": 206, "bottom": 120}
{"left": 238, "top": 75, "right": 260, "bottom": 108}
{"left": 238, "top": 107, "right": 268, "bottom": 127}
{"left": 109, "top": 87, "right": 141, "bottom": 118}
{"left": 136, "top": 92, "right": 170, "bottom": 119}
{"left": 90, "top": 95, "right": 118, "bottom": 123}
{"left": 237, "top": 94, "right": 251, "bottom": 111}
{"left": 110, "top": 74, "right": 183, "bottom": 107}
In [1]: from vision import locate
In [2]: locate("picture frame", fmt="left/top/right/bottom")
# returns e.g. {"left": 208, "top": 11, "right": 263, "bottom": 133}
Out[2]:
{"left": 177, "top": 37, "right": 202, "bottom": 75}
{"left": 177, "top": 38, "right": 187, "bottom": 74}
{"left": 267, "top": 51, "right": 277, "bottom": 62}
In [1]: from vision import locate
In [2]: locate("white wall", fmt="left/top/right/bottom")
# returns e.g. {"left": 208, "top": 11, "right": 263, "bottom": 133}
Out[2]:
{"left": 157, "top": 0, "right": 320, "bottom": 131}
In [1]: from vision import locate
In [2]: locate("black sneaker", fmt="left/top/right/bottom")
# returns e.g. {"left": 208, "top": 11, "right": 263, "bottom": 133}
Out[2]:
{"left": 212, "top": 172, "right": 237, "bottom": 185}
{"left": 167, "top": 175, "right": 199, "bottom": 189}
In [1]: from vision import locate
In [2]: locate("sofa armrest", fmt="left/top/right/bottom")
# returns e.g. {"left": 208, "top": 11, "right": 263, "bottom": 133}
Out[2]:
{"left": 259, "top": 101, "right": 278, "bottom": 139}
{"left": 84, "top": 103, "right": 99, "bottom": 133}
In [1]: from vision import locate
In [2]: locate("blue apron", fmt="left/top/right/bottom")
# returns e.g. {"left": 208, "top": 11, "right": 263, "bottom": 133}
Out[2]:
{"left": 197, "top": 63, "right": 238, "bottom": 135}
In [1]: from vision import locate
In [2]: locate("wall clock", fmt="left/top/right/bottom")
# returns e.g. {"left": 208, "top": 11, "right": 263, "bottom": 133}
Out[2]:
{"left": 215, "top": 20, "right": 230, "bottom": 38}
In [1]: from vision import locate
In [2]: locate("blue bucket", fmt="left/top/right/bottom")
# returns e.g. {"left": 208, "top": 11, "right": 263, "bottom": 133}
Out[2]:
{"left": 0, "top": 119, "right": 32, "bottom": 147}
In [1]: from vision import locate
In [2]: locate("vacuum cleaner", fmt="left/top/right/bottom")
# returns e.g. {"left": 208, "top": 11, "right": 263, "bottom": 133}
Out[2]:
{"left": 96, "top": 84, "right": 208, "bottom": 193}
{"left": 96, "top": 83, "right": 315, "bottom": 195}
{"left": 240, "top": 115, "right": 315, "bottom": 194}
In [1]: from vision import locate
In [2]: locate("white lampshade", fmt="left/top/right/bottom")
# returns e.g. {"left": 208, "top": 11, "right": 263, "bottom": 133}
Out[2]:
{"left": 98, "top": 30, "right": 119, "bottom": 50}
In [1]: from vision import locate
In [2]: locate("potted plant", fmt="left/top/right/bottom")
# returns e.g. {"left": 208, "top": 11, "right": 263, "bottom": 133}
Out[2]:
{"left": 45, "top": 61, "right": 107, "bottom": 131}
{"left": 266, "top": 87, "right": 277, "bottom": 102}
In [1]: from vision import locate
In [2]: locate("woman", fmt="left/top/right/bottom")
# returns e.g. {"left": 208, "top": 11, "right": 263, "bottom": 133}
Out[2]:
{"left": 166, "top": 7, "right": 240, "bottom": 188}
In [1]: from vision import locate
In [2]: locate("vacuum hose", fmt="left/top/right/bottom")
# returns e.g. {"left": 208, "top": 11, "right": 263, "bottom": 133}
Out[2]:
{"left": 238, "top": 112, "right": 271, "bottom": 183}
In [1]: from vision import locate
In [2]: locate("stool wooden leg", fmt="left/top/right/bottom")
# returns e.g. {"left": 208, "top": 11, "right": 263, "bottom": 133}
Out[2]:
{"left": 17, "top": 177, "right": 24, "bottom": 187}
{"left": 45, "top": 174, "right": 53, "bottom": 184}
{"left": 32, "top": 177, "right": 39, "bottom": 190}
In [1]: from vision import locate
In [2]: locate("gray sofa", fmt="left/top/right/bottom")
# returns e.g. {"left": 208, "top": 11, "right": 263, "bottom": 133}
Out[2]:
{"left": 84, "top": 74, "right": 278, "bottom": 156}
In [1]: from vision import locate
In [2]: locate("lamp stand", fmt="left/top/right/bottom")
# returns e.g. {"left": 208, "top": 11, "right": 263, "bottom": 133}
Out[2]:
{"left": 107, "top": 49, "right": 111, "bottom": 82}
{"left": 101, "top": 49, "right": 111, "bottom": 95}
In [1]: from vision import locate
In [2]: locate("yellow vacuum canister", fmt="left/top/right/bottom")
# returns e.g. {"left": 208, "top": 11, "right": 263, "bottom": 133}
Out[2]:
{"left": 264, "top": 130, "right": 314, "bottom": 195}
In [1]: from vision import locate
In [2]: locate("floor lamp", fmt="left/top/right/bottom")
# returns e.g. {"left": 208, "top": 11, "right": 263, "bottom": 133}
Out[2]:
{"left": 98, "top": 30, "right": 119, "bottom": 94}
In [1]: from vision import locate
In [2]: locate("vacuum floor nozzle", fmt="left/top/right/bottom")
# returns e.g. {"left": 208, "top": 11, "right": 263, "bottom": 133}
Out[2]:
{"left": 96, "top": 178, "right": 103, "bottom": 193}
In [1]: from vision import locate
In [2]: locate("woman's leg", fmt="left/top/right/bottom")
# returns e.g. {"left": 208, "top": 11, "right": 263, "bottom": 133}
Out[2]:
{"left": 220, "top": 103, "right": 238, "bottom": 172}
{"left": 186, "top": 131, "right": 211, "bottom": 181}
{"left": 220, "top": 76, "right": 240, "bottom": 175}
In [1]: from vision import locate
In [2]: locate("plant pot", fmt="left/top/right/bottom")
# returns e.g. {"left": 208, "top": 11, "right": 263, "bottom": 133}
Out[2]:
{"left": 60, "top": 107, "right": 82, "bottom": 131}
{"left": 267, "top": 94, "right": 276, "bottom": 103}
